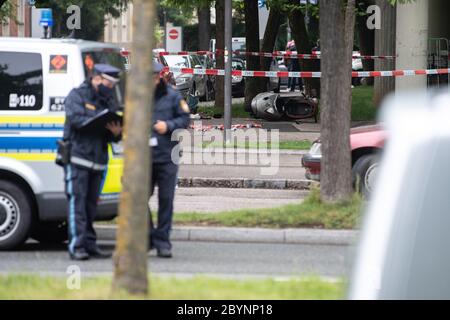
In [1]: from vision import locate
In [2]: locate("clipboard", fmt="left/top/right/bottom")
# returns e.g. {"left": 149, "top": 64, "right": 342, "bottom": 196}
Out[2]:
{"left": 80, "top": 109, "right": 123, "bottom": 133}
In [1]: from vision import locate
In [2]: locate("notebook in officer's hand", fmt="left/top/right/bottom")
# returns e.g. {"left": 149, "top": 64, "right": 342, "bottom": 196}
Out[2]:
{"left": 80, "top": 109, "right": 123, "bottom": 133}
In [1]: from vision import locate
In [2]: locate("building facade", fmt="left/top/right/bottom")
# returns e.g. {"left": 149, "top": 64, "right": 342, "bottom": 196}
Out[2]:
{"left": 103, "top": 3, "right": 133, "bottom": 49}
{"left": 0, "top": 0, "right": 32, "bottom": 37}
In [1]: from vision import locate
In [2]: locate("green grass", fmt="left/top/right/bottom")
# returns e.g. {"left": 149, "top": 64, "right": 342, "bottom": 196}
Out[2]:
{"left": 174, "top": 188, "right": 363, "bottom": 229}
{"left": 198, "top": 87, "right": 376, "bottom": 121}
{"left": 201, "top": 139, "right": 312, "bottom": 150}
{"left": 197, "top": 103, "right": 250, "bottom": 118}
{"left": 0, "top": 274, "right": 345, "bottom": 300}
{"left": 351, "top": 85, "right": 377, "bottom": 121}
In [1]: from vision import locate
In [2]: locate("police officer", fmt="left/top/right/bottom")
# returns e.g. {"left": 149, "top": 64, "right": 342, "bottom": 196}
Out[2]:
{"left": 287, "top": 43, "right": 303, "bottom": 92}
{"left": 64, "top": 64, "right": 123, "bottom": 261}
{"left": 149, "top": 62, "right": 190, "bottom": 258}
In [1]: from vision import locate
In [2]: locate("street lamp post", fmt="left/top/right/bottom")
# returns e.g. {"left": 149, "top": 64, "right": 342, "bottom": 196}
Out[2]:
{"left": 224, "top": 0, "right": 232, "bottom": 143}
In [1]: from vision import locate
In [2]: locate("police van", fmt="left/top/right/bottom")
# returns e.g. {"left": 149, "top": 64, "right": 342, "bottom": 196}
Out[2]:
{"left": 0, "top": 37, "right": 125, "bottom": 249}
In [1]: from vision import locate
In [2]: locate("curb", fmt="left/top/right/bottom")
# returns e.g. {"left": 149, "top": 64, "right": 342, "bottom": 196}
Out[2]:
{"left": 177, "top": 177, "right": 318, "bottom": 190}
{"left": 95, "top": 225, "right": 357, "bottom": 246}
{"left": 182, "top": 147, "right": 309, "bottom": 155}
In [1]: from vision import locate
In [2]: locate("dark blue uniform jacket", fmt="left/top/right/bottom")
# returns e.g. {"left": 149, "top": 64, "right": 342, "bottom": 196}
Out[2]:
{"left": 152, "top": 85, "right": 190, "bottom": 164}
{"left": 64, "top": 81, "right": 121, "bottom": 170}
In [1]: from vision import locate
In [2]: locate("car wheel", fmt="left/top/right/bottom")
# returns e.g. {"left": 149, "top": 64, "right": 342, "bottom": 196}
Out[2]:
{"left": 31, "top": 221, "right": 68, "bottom": 244}
{"left": 0, "top": 180, "right": 34, "bottom": 250}
{"left": 352, "top": 154, "right": 380, "bottom": 198}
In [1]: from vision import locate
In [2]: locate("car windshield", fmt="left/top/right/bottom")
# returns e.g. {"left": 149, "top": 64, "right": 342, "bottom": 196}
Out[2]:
{"left": 233, "top": 42, "right": 246, "bottom": 52}
{"left": 162, "top": 55, "right": 189, "bottom": 68}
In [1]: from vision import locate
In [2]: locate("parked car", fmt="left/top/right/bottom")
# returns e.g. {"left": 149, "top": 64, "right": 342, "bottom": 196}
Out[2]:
{"left": 302, "top": 124, "right": 386, "bottom": 197}
{"left": 349, "top": 91, "right": 450, "bottom": 299}
{"left": 197, "top": 54, "right": 216, "bottom": 101}
{"left": 352, "top": 51, "right": 364, "bottom": 86}
{"left": 231, "top": 58, "right": 245, "bottom": 97}
{"left": 210, "top": 37, "right": 246, "bottom": 60}
{"left": 158, "top": 54, "right": 214, "bottom": 101}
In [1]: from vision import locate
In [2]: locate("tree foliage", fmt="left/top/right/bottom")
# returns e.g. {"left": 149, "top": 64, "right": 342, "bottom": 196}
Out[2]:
{"left": 0, "top": 0, "right": 15, "bottom": 24}
{"left": 157, "top": 0, "right": 199, "bottom": 27}
{"left": 34, "top": 0, "right": 129, "bottom": 40}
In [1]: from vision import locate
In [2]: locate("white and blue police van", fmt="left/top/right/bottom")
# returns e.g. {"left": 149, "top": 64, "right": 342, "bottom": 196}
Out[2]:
{"left": 0, "top": 37, "right": 125, "bottom": 249}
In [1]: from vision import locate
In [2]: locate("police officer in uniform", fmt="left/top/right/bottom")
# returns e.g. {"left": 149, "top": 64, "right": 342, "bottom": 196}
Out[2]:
{"left": 64, "top": 64, "right": 123, "bottom": 260}
{"left": 149, "top": 62, "right": 190, "bottom": 258}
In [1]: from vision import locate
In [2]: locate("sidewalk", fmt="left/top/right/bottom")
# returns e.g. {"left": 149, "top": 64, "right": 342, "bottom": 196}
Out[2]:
{"left": 95, "top": 225, "right": 358, "bottom": 246}
{"left": 177, "top": 149, "right": 315, "bottom": 190}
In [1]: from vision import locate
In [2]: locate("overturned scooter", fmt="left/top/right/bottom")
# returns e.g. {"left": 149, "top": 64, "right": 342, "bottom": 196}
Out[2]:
{"left": 250, "top": 91, "right": 319, "bottom": 122}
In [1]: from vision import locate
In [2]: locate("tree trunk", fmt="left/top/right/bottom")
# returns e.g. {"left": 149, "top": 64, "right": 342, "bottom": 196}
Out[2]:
{"left": 356, "top": 0, "right": 375, "bottom": 85}
{"left": 288, "top": 1, "right": 320, "bottom": 96}
{"left": 198, "top": 5, "right": 211, "bottom": 51}
{"left": 258, "top": 7, "right": 282, "bottom": 94}
{"left": 112, "top": 0, "right": 154, "bottom": 296}
{"left": 244, "top": 0, "right": 260, "bottom": 112}
{"left": 214, "top": 0, "right": 225, "bottom": 111}
{"left": 374, "top": 0, "right": 396, "bottom": 107}
{"left": 320, "top": 0, "right": 355, "bottom": 203}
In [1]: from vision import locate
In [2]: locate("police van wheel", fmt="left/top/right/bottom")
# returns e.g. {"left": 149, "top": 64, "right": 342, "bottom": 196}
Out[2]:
{"left": 31, "top": 221, "right": 68, "bottom": 244}
{"left": 0, "top": 180, "right": 33, "bottom": 250}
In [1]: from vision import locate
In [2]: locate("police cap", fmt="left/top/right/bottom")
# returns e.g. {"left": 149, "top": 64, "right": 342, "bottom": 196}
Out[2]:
{"left": 93, "top": 63, "right": 121, "bottom": 83}
{"left": 154, "top": 61, "right": 164, "bottom": 74}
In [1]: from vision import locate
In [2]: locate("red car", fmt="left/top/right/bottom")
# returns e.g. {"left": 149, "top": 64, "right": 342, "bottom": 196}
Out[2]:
{"left": 302, "top": 125, "right": 386, "bottom": 196}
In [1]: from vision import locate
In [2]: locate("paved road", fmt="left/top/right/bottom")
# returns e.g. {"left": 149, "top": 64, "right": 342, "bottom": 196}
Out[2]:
{"left": 151, "top": 188, "right": 307, "bottom": 213}
{"left": 0, "top": 240, "right": 353, "bottom": 279}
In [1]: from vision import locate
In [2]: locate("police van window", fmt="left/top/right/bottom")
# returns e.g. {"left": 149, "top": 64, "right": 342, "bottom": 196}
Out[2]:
{"left": 0, "top": 52, "right": 43, "bottom": 111}
{"left": 82, "top": 51, "right": 125, "bottom": 77}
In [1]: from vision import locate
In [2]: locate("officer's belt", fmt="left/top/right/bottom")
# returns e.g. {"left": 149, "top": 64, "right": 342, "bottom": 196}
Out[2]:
{"left": 70, "top": 156, "right": 107, "bottom": 171}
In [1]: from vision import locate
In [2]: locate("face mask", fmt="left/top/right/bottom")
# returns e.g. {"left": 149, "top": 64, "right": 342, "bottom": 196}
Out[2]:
{"left": 98, "top": 84, "right": 115, "bottom": 97}
{"left": 154, "top": 79, "right": 167, "bottom": 99}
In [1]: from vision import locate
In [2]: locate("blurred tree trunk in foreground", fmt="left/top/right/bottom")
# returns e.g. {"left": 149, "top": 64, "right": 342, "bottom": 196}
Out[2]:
{"left": 112, "top": 0, "right": 154, "bottom": 295}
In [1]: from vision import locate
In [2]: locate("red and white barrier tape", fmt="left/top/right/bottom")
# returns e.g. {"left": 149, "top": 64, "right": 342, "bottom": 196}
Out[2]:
{"left": 162, "top": 66, "right": 450, "bottom": 78}
{"left": 158, "top": 50, "right": 396, "bottom": 60}
{"left": 158, "top": 50, "right": 213, "bottom": 57}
